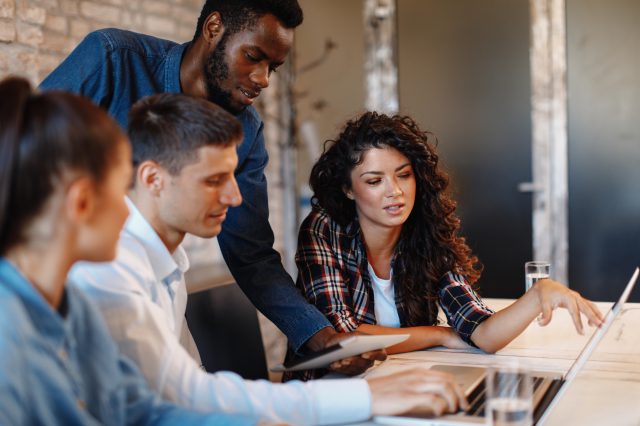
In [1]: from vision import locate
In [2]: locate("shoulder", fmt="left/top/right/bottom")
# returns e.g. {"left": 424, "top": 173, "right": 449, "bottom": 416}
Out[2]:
{"left": 237, "top": 106, "right": 263, "bottom": 140}
{"left": 83, "top": 28, "right": 177, "bottom": 56}
{"left": 300, "top": 206, "right": 349, "bottom": 237}
{"left": 70, "top": 231, "right": 155, "bottom": 296}
{"left": 0, "top": 288, "right": 27, "bottom": 344}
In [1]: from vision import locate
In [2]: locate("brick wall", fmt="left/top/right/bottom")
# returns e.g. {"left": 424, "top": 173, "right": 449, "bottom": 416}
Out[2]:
{"left": 0, "top": 0, "right": 288, "bottom": 380}
{"left": 0, "top": 0, "right": 203, "bottom": 83}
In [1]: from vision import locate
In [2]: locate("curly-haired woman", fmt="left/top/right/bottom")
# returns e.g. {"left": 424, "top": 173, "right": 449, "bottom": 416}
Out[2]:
{"left": 293, "top": 111, "right": 603, "bottom": 379}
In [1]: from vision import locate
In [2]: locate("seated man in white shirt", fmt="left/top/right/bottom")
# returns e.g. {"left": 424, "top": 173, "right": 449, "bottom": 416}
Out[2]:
{"left": 70, "top": 93, "right": 467, "bottom": 425}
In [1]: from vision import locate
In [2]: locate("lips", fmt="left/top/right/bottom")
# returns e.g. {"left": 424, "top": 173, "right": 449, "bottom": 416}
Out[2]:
{"left": 383, "top": 203, "right": 405, "bottom": 215}
{"left": 239, "top": 88, "right": 260, "bottom": 104}
{"left": 209, "top": 210, "right": 228, "bottom": 220}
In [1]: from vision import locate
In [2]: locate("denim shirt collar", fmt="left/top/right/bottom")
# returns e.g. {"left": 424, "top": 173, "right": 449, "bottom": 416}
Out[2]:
{"left": 165, "top": 42, "right": 189, "bottom": 93}
{"left": 0, "top": 258, "right": 70, "bottom": 348}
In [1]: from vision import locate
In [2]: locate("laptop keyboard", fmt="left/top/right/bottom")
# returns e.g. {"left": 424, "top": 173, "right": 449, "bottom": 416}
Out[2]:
{"left": 467, "top": 376, "right": 545, "bottom": 416}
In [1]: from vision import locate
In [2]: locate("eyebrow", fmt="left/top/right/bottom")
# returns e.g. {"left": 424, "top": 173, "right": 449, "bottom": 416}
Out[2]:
{"left": 359, "top": 162, "right": 411, "bottom": 177}
{"left": 249, "top": 46, "right": 284, "bottom": 66}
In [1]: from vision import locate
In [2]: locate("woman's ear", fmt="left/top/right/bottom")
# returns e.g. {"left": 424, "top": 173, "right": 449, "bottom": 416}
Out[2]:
{"left": 65, "top": 177, "right": 95, "bottom": 224}
{"left": 343, "top": 186, "right": 355, "bottom": 200}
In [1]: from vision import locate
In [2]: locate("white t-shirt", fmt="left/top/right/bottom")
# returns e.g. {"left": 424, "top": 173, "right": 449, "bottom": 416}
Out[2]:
{"left": 368, "top": 263, "right": 401, "bottom": 328}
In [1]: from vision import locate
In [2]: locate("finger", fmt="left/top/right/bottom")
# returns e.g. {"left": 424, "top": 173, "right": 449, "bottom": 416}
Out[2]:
{"left": 578, "top": 297, "right": 603, "bottom": 328}
{"left": 361, "top": 349, "right": 388, "bottom": 362}
{"left": 538, "top": 300, "right": 553, "bottom": 326}
{"left": 566, "top": 296, "right": 584, "bottom": 335}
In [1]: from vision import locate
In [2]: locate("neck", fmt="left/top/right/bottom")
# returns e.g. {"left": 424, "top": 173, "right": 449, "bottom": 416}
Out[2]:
{"left": 128, "top": 191, "right": 184, "bottom": 254}
{"left": 180, "top": 39, "right": 208, "bottom": 99}
{"left": 6, "top": 240, "right": 74, "bottom": 310}
{"left": 359, "top": 220, "right": 402, "bottom": 279}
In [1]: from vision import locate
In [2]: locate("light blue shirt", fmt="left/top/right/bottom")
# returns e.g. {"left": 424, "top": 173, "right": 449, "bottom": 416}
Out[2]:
{"left": 0, "top": 258, "right": 254, "bottom": 425}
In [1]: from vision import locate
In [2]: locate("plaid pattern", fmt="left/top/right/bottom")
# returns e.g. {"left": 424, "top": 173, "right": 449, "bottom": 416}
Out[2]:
{"left": 286, "top": 207, "right": 494, "bottom": 381}
{"left": 295, "top": 207, "right": 494, "bottom": 341}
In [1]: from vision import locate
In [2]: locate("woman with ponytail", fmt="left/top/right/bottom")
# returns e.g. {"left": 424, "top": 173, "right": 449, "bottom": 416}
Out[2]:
{"left": 291, "top": 111, "right": 604, "bottom": 380}
{"left": 0, "top": 77, "right": 251, "bottom": 425}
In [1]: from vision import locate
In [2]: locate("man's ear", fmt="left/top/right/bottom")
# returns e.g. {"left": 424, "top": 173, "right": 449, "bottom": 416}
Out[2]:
{"left": 65, "top": 177, "right": 95, "bottom": 224}
{"left": 137, "top": 160, "right": 165, "bottom": 196}
{"left": 202, "top": 11, "right": 225, "bottom": 45}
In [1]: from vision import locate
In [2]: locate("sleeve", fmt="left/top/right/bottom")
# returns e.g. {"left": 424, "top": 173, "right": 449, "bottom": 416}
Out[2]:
{"left": 295, "top": 213, "right": 361, "bottom": 333}
{"left": 437, "top": 272, "right": 495, "bottom": 346}
{"left": 71, "top": 257, "right": 370, "bottom": 425}
{"left": 38, "top": 31, "right": 114, "bottom": 109}
{"left": 216, "top": 122, "right": 332, "bottom": 352}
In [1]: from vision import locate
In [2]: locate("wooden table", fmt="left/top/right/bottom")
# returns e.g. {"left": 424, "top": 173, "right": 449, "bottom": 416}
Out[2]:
{"left": 351, "top": 299, "right": 640, "bottom": 426}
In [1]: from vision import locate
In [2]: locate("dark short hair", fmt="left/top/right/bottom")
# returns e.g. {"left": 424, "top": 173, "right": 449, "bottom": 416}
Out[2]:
{"left": 193, "top": 0, "right": 303, "bottom": 41}
{"left": 127, "top": 93, "right": 242, "bottom": 175}
{"left": 0, "top": 76, "right": 125, "bottom": 254}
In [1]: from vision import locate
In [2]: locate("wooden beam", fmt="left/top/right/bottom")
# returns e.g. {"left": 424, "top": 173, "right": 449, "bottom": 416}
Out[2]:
{"left": 364, "top": 0, "right": 399, "bottom": 114}
{"left": 528, "top": 0, "right": 569, "bottom": 284}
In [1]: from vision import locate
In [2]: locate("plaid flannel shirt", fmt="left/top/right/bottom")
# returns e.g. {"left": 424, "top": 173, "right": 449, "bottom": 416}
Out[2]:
{"left": 295, "top": 207, "right": 494, "bottom": 344}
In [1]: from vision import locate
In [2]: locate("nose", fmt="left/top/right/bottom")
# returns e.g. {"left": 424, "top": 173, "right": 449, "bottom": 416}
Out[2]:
{"left": 385, "top": 178, "right": 403, "bottom": 198}
{"left": 250, "top": 63, "right": 270, "bottom": 89}
{"left": 220, "top": 176, "right": 242, "bottom": 207}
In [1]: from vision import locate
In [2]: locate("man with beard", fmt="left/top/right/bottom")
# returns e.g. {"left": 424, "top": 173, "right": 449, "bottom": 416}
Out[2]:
{"left": 40, "top": 0, "right": 375, "bottom": 372}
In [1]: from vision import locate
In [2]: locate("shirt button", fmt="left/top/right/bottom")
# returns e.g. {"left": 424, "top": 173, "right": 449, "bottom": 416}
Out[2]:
{"left": 58, "top": 349, "right": 68, "bottom": 361}
{"left": 77, "top": 399, "right": 86, "bottom": 410}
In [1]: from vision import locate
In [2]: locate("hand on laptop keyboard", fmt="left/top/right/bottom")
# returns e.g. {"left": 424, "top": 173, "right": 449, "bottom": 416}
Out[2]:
{"left": 366, "top": 367, "right": 468, "bottom": 417}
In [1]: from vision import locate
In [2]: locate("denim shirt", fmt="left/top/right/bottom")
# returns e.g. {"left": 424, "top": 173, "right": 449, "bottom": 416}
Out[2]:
{"left": 39, "top": 28, "right": 331, "bottom": 351}
{"left": 0, "top": 259, "right": 254, "bottom": 425}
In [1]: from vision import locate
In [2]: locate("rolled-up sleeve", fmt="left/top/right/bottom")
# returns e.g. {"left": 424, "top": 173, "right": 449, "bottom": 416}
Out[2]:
{"left": 438, "top": 272, "right": 494, "bottom": 346}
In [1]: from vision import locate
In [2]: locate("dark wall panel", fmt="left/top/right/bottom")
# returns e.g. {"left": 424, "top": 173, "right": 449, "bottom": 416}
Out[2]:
{"left": 397, "top": 0, "right": 533, "bottom": 298}
{"left": 567, "top": 0, "right": 640, "bottom": 302}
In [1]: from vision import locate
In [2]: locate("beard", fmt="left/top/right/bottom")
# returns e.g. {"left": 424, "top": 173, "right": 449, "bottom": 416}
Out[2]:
{"left": 203, "top": 32, "right": 243, "bottom": 115}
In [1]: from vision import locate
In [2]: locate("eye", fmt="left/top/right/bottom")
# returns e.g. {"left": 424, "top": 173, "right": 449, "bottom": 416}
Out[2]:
{"left": 398, "top": 172, "right": 413, "bottom": 179}
{"left": 245, "top": 52, "right": 260, "bottom": 62}
{"left": 366, "top": 179, "right": 382, "bottom": 186}
{"left": 206, "top": 177, "right": 223, "bottom": 187}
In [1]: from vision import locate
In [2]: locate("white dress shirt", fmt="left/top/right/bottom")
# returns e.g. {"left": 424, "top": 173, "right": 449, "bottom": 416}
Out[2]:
{"left": 70, "top": 199, "right": 371, "bottom": 425}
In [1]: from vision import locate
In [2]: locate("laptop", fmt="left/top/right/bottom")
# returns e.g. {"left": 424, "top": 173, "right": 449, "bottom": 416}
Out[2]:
{"left": 374, "top": 267, "right": 639, "bottom": 426}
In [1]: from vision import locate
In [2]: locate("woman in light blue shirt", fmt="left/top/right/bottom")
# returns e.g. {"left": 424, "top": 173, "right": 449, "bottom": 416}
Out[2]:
{"left": 0, "top": 76, "right": 252, "bottom": 425}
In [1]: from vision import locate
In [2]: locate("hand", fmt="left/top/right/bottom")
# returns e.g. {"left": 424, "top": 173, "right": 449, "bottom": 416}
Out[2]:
{"left": 306, "top": 327, "right": 387, "bottom": 376}
{"left": 326, "top": 331, "right": 387, "bottom": 375}
{"left": 367, "top": 368, "right": 468, "bottom": 417}
{"left": 534, "top": 279, "right": 604, "bottom": 334}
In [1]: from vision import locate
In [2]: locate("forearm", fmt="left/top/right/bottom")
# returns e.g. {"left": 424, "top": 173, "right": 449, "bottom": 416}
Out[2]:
{"left": 470, "top": 289, "right": 541, "bottom": 353}
{"left": 357, "top": 323, "right": 452, "bottom": 354}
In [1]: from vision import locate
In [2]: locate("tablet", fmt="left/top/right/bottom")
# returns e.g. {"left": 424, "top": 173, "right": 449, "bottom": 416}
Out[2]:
{"left": 271, "top": 334, "right": 410, "bottom": 372}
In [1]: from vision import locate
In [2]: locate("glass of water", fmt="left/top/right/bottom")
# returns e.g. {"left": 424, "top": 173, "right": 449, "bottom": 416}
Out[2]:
{"left": 525, "top": 261, "right": 550, "bottom": 292}
{"left": 486, "top": 367, "right": 533, "bottom": 426}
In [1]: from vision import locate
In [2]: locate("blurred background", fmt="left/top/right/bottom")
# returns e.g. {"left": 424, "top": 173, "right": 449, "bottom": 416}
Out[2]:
{"left": 1, "top": 0, "right": 638, "bottom": 378}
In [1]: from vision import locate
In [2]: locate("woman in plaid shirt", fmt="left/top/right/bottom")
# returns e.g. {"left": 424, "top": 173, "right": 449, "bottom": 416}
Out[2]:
{"left": 291, "top": 112, "right": 603, "bottom": 379}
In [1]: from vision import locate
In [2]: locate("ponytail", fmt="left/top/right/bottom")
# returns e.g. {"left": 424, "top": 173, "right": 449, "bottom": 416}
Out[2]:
{"left": 0, "top": 76, "right": 125, "bottom": 255}
{"left": 0, "top": 77, "right": 32, "bottom": 253}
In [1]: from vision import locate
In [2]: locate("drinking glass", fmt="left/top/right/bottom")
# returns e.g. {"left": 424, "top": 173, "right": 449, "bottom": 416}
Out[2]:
{"left": 486, "top": 367, "right": 533, "bottom": 426}
{"left": 525, "top": 261, "right": 550, "bottom": 292}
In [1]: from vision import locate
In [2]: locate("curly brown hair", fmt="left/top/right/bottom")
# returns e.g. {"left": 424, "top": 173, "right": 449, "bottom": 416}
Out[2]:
{"left": 309, "top": 111, "right": 482, "bottom": 326}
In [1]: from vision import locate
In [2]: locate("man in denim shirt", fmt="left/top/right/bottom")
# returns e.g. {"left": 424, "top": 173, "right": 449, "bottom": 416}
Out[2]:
{"left": 40, "top": 0, "right": 376, "bottom": 365}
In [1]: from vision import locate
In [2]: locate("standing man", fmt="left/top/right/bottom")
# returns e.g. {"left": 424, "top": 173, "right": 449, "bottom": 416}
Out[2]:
{"left": 40, "top": 0, "right": 351, "bottom": 359}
